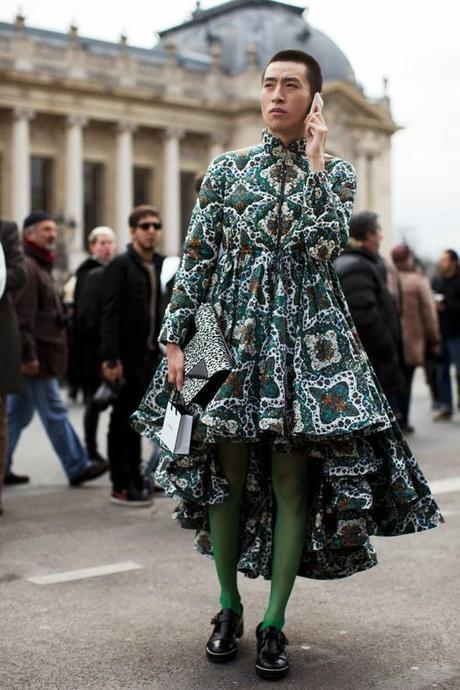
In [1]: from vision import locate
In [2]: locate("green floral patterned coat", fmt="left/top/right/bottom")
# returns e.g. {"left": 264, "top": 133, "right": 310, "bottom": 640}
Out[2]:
{"left": 132, "top": 130, "right": 442, "bottom": 580}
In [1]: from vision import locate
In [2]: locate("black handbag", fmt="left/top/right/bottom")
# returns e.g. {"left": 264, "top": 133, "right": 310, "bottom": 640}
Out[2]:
{"left": 182, "top": 303, "right": 233, "bottom": 406}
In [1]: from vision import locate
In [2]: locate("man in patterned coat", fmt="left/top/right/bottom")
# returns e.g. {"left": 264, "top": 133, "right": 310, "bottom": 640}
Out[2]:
{"left": 132, "top": 50, "right": 442, "bottom": 680}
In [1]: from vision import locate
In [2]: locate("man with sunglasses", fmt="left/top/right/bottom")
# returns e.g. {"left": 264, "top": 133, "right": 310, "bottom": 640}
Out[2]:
{"left": 100, "top": 205, "right": 165, "bottom": 506}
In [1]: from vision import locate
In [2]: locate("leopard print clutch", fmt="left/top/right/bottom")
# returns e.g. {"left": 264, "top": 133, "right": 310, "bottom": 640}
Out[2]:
{"left": 182, "top": 303, "right": 233, "bottom": 406}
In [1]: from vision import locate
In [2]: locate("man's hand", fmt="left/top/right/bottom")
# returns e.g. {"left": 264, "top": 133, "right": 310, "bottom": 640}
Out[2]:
{"left": 305, "top": 108, "right": 328, "bottom": 171}
{"left": 101, "top": 361, "right": 123, "bottom": 382}
{"left": 22, "top": 359, "right": 39, "bottom": 377}
{"left": 167, "top": 343, "right": 185, "bottom": 391}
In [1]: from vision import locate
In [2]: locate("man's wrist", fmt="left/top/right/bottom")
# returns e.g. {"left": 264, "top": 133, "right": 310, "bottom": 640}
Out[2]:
{"left": 308, "top": 154, "right": 325, "bottom": 172}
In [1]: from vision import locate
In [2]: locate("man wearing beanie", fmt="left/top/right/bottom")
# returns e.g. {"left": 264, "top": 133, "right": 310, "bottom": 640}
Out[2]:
{"left": 5, "top": 211, "right": 108, "bottom": 486}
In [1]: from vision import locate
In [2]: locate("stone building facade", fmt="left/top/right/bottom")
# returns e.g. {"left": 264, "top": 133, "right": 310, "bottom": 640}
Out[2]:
{"left": 0, "top": 0, "right": 398, "bottom": 267}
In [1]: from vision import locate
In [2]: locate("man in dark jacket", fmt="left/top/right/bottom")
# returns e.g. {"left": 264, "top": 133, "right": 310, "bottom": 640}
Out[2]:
{"left": 431, "top": 249, "right": 460, "bottom": 420}
{"left": 0, "top": 220, "right": 26, "bottom": 513}
{"left": 74, "top": 226, "right": 116, "bottom": 462}
{"left": 334, "top": 211, "right": 405, "bottom": 411}
{"left": 99, "top": 205, "right": 165, "bottom": 506}
{"left": 6, "top": 212, "right": 108, "bottom": 486}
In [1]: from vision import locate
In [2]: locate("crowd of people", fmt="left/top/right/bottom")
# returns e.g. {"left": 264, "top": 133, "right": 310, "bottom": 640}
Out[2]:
{"left": 0, "top": 203, "right": 459, "bottom": 516}
{"left": 0, "top": 202, "right": 459, "bottom": 517}
{"left": 334, "top": 210, "right": 460, "bottom": 433}
{"left": 0, "top": 204, "right": 176, "bottom": 513}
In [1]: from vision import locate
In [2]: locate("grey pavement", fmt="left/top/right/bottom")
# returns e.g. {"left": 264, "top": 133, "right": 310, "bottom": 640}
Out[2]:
{"left": 1, "top": 372, "right": 459, "bottom": 690}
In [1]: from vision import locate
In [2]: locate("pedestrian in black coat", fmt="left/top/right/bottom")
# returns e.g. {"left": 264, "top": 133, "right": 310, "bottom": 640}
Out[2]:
{"left": 0, "top": 220, "right": 26, "bottom": 513}
{"left": 334, "top": 211, "right": 405, "bottom": 407}
{"left": 74, "top": 226, "right": 116, "bottom": 461}
{"left": 99, "top": 205, "right": 165, "bottom": 506}
{"left": 431, "top": 249, "right": 460, "bottom": 419}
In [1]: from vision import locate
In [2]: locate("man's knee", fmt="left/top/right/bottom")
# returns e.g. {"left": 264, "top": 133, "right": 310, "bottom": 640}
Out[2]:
{"left": 272, "top": 470, "right": 306, "bottom": 503}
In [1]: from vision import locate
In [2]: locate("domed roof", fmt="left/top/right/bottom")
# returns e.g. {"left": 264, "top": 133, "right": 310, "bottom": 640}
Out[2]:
{"left": 159, "top": 0, "right": 356, "bottom": 84}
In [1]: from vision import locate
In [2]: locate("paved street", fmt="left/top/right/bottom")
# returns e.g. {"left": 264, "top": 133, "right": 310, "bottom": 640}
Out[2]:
{"left": 1, "top": 371, "right": 459, "bottom": 690}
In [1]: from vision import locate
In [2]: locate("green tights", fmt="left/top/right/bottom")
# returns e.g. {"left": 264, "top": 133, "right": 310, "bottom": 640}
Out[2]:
{"left": 208, "top": 443, "right": 309, "bottom": 630}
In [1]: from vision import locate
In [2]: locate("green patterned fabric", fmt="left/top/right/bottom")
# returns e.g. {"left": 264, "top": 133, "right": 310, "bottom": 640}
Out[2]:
{"left": 132, "top": 129, "right": 443, "bottom": 580}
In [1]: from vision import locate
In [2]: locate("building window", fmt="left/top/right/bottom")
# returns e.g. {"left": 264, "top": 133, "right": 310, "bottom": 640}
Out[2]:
{"left": 83, "top": 161, "right": 105, "bottom": 241}
{"left": 31, "top": 156, "right": 54, "bottom": 212}
{"left": 133, "top": 166, "right": 153, "bottom": 206}
{"left": 180, "top": 171, "right": 198, "bottom": 244}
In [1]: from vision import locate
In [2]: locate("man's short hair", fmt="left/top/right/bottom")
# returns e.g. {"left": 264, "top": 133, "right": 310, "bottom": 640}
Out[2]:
{"left": 349, "top": 211, "right": 379, "bottom": 241}
{"left": 128, "top": 205, "right": 161, "bottom": 229}
{"left": 262, "top": 49, "right": 323, "bottom": 96}
{"left": 444, "top": 249, "right": 459, "bottom": 263}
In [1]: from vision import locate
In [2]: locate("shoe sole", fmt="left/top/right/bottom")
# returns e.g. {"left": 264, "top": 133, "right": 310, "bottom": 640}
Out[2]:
{"left": 110, "top": 497, "right": 152, "bottom": 507}
{"left": 206, "top": 647, "right": 238, "bottom": 663}
{"left": 255, "top": 663, "right": 289, "bottom": 680}
{"left": 206, "top": 620, "right": 243, "bottom": 663}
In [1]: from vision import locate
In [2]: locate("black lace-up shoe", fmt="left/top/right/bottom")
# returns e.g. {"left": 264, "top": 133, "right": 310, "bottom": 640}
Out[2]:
{"left": 206, "top": 607, "right": 244, "bottom": 662}
{"left": 255, "top": 622, "right": 289, "bottom": 679}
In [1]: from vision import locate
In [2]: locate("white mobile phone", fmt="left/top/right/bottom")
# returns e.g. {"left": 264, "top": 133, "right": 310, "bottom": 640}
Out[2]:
{"left": 309, "top": 92, "right": 324, "bottom": 115}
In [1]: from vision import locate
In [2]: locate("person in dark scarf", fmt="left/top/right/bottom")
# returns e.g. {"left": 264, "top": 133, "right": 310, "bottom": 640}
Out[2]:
{"left": 5, "top": 211, "right": 108, "bottom": 487}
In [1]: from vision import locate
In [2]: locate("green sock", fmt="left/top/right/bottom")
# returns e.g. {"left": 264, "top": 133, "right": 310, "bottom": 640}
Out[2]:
{"left": 208, "top": 443, "right": 248, "bottom": 616}
{"left": 261, "top": 449, "right": 308, "bottom": 631}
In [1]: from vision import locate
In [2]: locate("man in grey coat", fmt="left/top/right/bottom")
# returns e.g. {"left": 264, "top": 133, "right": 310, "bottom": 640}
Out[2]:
{"left": 0, "top": 220, "right": 26, "bottom": 515}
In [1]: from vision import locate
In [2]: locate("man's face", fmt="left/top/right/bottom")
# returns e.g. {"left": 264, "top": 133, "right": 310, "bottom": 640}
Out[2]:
{"left": 130, "top": 214, "right": 162, "bottom": 253}
{"left": 28, "top": 220, "right": 57, "bottom": 250}
{"left": 439, "top": 252, "right": 455, "bottom": 276}
{"left": 91, "top": 234, "right": 115, "bottom": 263}
{"left": 363, "top": 225, "right": 383, "bottom": 255}
{"left": 260, "top": 61, "right": 312, "bottom": 138}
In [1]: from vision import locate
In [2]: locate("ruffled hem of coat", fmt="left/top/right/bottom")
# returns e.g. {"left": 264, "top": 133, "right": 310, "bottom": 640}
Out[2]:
{"left": 133, "top": 416, "right": 443, "bottom": 581}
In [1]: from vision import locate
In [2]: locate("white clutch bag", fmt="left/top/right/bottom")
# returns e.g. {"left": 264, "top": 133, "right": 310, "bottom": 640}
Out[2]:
{"left": 160, "top": 395, "right": 194, "bottom": 455}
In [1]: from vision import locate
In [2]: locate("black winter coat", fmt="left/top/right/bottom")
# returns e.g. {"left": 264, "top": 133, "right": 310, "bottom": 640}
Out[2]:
{"left": 334, "top": 247, "right": 405, "bottom": 397}
{"left": 0, "top": 221, "right": 26, "bottom": 393}
{"left": 74, "top": 257, "right": 105, "bottom": 387}
{"left": 99, "top": 245, "right": 165, "bottom": 385}
{"left": 431, "top": 270, "right": 460, "bottom": 339}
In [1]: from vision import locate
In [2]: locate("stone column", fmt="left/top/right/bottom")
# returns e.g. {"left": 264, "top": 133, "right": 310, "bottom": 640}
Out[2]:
{"left": 163, "top": 128, "right": 183, "bottom": 256}
{"left": 65, "top": 115, "right": 87, "bottom": 253}
{"left": 115, "top": 122, "right": 136, "bottom": 249}
{"left": 11, "top": 108, "right": 34, "bottom": 225}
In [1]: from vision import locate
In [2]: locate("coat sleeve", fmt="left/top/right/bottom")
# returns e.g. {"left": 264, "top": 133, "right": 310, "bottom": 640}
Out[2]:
{"left": 301, "top": 159, "right": 356, "bottom": 262}
{"left": 159, "top": 159, "right": 224, "bottom": 346}
{"left": 418, "top": 276, "right": 441, "bottom": 348}
{"left": 3, "top": 222, "right": 26, "bottom": 293}
{"left": 99, "top": 260, "right": 124, "bottom": 362}
{"left": 14, "top": 260, "right": 39, "bottom": 364}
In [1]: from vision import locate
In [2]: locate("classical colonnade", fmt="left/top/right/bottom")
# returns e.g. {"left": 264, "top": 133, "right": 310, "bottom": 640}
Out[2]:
{"left": 9, "top": 108, "right": 224, "bottom": 257}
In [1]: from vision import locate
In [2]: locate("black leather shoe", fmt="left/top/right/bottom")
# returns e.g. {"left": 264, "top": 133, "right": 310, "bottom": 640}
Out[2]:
{"left": 255, "top": 622, "right": 289, "bottom": 679}
{"left": 206, "top": 607, "right": 244, "bottom": 662}
{"left": 4, "top": 472, "right": 30, "bottom": 485}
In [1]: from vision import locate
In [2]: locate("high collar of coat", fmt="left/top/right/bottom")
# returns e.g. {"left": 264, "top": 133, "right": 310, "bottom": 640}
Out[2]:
{"left": 262, "top": 128, "right": 307, "bottom": 160}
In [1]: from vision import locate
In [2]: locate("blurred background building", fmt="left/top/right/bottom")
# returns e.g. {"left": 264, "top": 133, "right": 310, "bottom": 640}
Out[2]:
{"left": 0, "top": 0, "right": 398, "bottom": 267}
